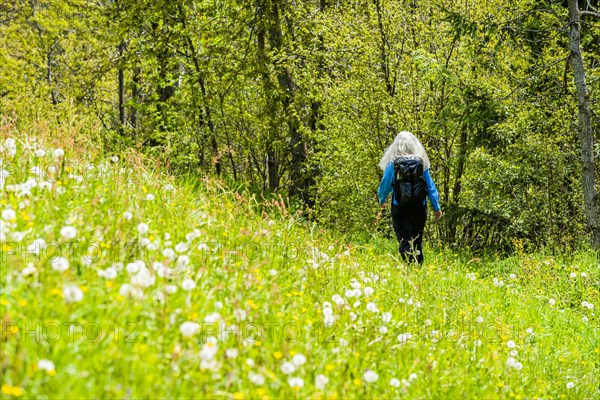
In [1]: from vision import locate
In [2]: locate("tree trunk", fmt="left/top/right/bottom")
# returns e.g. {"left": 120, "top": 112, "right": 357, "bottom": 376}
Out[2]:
{"left": 567, "top": 0, "right": 600, "bottom": 247}
{"left": 117, "top": 42, "right": 125, "bottom": 135}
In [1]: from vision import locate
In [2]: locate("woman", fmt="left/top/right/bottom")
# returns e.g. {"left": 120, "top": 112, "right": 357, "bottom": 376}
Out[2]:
{"left": 378, "top": 131, "right": 442, "bottom": 264}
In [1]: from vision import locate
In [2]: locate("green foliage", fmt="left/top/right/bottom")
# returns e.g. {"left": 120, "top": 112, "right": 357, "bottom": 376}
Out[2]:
{"left": 1, "top": 0, "right": 599, "bottom": 251}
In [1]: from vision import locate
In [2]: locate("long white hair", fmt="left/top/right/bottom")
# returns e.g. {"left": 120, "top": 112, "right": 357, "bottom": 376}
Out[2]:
{"left": 378, "top": 131, "right": 431, "bottom": 171}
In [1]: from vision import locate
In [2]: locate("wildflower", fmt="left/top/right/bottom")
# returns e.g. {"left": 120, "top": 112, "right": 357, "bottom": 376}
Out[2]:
{"left": 176, "top": 255, "right": 190, "bottom": 268}
{"left": 54, "top": 148, "right": 64, "bottom": 158}
{"left": 390, "top": 378, "right": 400, "bottom": 387}
{"left": 364, "top": 286, "right": 374, "bottom": 296}
{"left": 249, "top": 372, "right": 265, "bottom": 385}
{"left": 506, "top": 340, "right": 516, "bottom": 349}
{"left": 514, "top": 362, "right": 523, "bottom": 370}
{"left": 408, "top": 373, "right": 417, "bottom": 382}
{"left": 363, "top": 370, "right": 378, "bottom": 383}
{"left": 199, "top": 337, "right": 218, "bottom": 361}
{"left": 382, "top": 312, "right": 392, "bottom": 323}
{"left": 397, "top": 333, "right": 412, "bottom": 343}
{"left": 246, "top": 358, "right": 255, "bottom": 367}
{"left": 51, "top": 257, "right": 69, "bottom": 272}
{"left": 63, "top": 284, "right": 83, "bottom": 303}
{"left": 60, "top": 226, "right": 77, "bottom": 240}
{"left": 122, "top": 211, "right": 133, "bottom": 221}
{"left": 379, "top": 326, "right": 388, "bottom": 334}
{"left": 175, "top": 242, "right": 189, "bottom": 253}
{"left": 324, "top": 314, "right": 335, "bottom": 327}
{"left": 312, "top": 374, "right": 328, "bottom": 389}
{"left": 476, "top": 316, "right": 484, "bottom": 323}
{"left": 509, "top": 273, "right": 516, "bottom": 279}
{"left": 366, "top": 302, "right": 379, "bottom": 313}
{"left": 234, "top": 309, "right": 247, "bottom": 321}
{"left": 22, "top": 263, "right": 37, "bottom": 276}
{"left": 548, "top": 299, "right": 555, "bottom": 305}
{"left": 288, "top": 377, "right": 304, "bottom": 389}
{"left": 34, "top": 149, "right": 46, "bottom": 157}
{"left": 27, "top": 239, "right": 46, "bottom": 255}
{"left": 145, "top": 194, "right": 155, "bottom": 201}
{"left": 526, "top": 328, "right": 533, "bottom": 334}
{"left": 225, "top": 348, "right": 239, "bottom": 359}
{"left": 126, "top": 261, "right": 144, "bottom": 274}
{"left": 580, "top": 272, "right": 587, "bottom": 278}
{"left": 179, "top": 321, "right": 200, "bottom": 338}
{"left": 165, "top": 285, "right": 177, "bottom": 294}
{"left": 204, "top": 312, "right": 221, "bottom": 323}
{"left": 281, "top": 361, "right": 296, "bottom": 374}
{"left": 37, "top": 359, "right": 56, "bottom": 374}
{"left": 292, "top": 354, "right": 306, "bottom": 366}
{"left": 566, "top": 382, "right": 575, "bottom": 389}
{"left": 332, "top": 294, "right": 345, "bottom": 305}
{"left": 269, "top": 269, "right": 277, "bottom": 276}
{"left": 510, "top": 349, "right": 518, "bottom": 357}
{"left": 569, "top": 272, "right": 577, "bottom": 278}
{"left": 137, "top": 223, "right": 149, "bottom": 235}
{"left": 181, "top": 278, "right": 196, "bottom": 291}
{"left": 131, "top": 268, "right": 155, "bottom": 288}
{"left": 98, "top": 267, "right": 117, "bottom": 279}
{"left": 1, "top": 208, "right": 16, "bottom": 221}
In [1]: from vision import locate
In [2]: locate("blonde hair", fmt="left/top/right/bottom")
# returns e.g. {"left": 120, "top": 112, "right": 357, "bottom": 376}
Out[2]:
{"left": 378, "top": 131, "right": 431, "bottom": 171}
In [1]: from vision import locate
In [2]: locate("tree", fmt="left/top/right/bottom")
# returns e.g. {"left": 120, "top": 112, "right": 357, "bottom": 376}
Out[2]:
{"left": 567, "top": 0, "right": 600, "bottom": 247}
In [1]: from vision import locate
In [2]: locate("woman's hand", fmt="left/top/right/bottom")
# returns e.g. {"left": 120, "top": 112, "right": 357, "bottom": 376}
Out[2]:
{"left": 434, "top": 210, "right": 443, "bottom": 221}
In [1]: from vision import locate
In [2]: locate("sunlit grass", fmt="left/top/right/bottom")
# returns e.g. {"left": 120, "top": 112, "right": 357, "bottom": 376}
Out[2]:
{"left": 1, "top": 134, "right": 598, "bottom": 399}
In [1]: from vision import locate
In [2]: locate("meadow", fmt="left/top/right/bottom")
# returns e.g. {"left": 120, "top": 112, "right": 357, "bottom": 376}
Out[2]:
{"left": 1, "top": 131, "right": 598, "bottom": 399}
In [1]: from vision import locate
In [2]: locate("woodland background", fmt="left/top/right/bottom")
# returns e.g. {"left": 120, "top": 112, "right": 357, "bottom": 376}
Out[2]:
{"left": 1, "top": 0, "right": 599, "bottom": 252}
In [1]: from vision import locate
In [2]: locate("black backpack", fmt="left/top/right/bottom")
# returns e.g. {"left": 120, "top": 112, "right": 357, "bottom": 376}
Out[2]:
{"left": 392, "top": 156, "right": 427, "bottom": 206}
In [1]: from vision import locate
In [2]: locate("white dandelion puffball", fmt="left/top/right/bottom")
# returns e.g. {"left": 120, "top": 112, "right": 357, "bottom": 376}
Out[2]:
{"left": 63, "top": 284, "right": 83, "bottom": 303}
{"left": 225, "top": 348, "right": 239, "bottom": 359}
{"left": 181, "top": 278, "right": 196, "bottom": 291}
{"left": 180, "top": 321, "right": 200, "bottom": 337}
{"left": 34, "top": 149, "right": 46, "bottom": 157}
{"left": 363, "top": 370, "right": 379, "bottom": 383}
{"left": 145, "top": 193, "right": 155, "bottom": 201}
{"left": 281, "top": 361, "right": 296, "bottom": 374}
{"left": 566, "top": 382, "right": 575, "bottom": 389}
{"left": 123, "top": 211, "right": 133, "bottom": 221}
{"left": 332, "top": 294, "right": 345, "bottom": 305}
{"left": 364, "top": 286, "right": 374, "bottom": 296}
{"left": 249, "top": 372, "right": 265, "bottom": 386}
{"left": 54, "top": 148, "right": 64, "bottom": 158}
{"left": 292, "top": 354, "right": 306, "bottom": 366}
{"left": 1, "top": 208, "right": 16, "bottom": 221}
{"left": 60, "top": 226, "right": 77, "bottom": 240}
{"left": 288, "top": 377, "right": 304, "bottom": 389}
{"left": 548, "top": 299, "right": 556, "bottom": 305}
{"left": 51, "top": 257, "right": 69, "bottom": 272}
{"left": 137, "top": 223, "right": 149, "bottom": 235}
{"left": 506, "top": 340, "right": 516, "bottom": 349}
{"left": 397, "top": 332, "right": 412, "bottom": 343}
{"left": 165, "top": 285, "right": 178, "bottom": 294}
{"left": 390, "top": 378, "right": 400, "bottom": 388}
{"left": 37, "top": 359, "right": 55, "bottom": 372}
{"left": 315, "top": 374, "right": 328, "bottom": 390}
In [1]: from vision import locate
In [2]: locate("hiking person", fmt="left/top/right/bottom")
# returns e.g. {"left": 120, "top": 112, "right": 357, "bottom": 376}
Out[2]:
{"left": 378, "top": 131, "right": 442, "bottom": 264}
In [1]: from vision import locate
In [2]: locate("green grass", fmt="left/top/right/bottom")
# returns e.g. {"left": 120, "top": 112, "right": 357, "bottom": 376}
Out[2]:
{"left": 1, "top": 133, "right": 599, "bottom": 399}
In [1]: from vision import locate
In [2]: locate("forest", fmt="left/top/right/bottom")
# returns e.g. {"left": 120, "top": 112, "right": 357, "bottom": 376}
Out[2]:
{"left": 1, "top": 0, "right": 599, "bottom": 251}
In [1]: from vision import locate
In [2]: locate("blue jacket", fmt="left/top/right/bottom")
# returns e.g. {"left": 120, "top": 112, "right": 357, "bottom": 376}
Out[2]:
{"left": 378, "top": 162, "right": 441, "bottom": 211}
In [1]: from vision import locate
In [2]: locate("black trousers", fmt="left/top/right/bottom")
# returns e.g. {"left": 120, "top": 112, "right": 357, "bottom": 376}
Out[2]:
{"left": 391, "top": 204, "right": 427, "bottom": 264}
